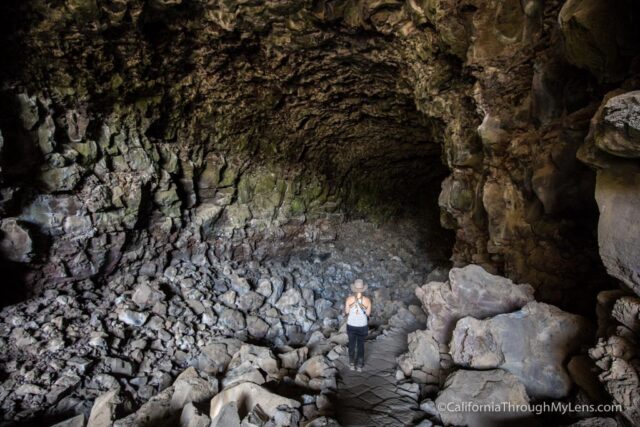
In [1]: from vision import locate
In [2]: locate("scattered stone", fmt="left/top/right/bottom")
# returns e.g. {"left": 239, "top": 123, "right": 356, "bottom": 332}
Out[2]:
{"left": 196, "top": 338, "right": 243, "bottom": 374}
{"left": 132, "top": 283, "right": 165, "bottom": 307}
{"left": 105, "top": 358, "right": 135, "bottom": 376}
{"left": 118, "top": 309, "right": 149, "bottom": 327}
{"left": 279, "top": 347, "right": 308, "bottom": 370}
{"left": 295, "top": 356, "right": 337, "bottom": 391}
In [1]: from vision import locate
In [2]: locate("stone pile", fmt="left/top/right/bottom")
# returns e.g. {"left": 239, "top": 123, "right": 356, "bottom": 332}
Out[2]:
{"left": 0, "top": 196, "right": 436, "bottom": 426}
{"left": 50, "top": 361, "right": 338, "bottom": 427}
{"left": 399, "top": 265, "right": 596, "bottom": 426}
{"left": 0, "top": 246, "right": 355, "bottom": 425}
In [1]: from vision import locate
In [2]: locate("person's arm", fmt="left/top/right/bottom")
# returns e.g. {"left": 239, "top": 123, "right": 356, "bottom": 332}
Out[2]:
{"left": 365, "top": 297, "right": 372, "bottom": 317}
{"left": 344, "top": 296, "right": 353, "bottom": 315}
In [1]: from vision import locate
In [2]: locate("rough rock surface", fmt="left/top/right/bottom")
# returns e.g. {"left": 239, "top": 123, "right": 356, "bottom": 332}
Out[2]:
{"left": 0, "top": 0, "right": 640, "bottom": 425}
{"left": 0, "top": 0, "right": 628, "bottom": 318}
{"left": 589, "top": 293, "right": 640, "bottom": 425}
{"left": 593, "top": 91, "right": 640, "bottom": 158}
{"left": 451, "top": 301, "right": 592, "bottom": 399}
{"left": 578, "top": 87, "right": 640, "bottom": 297}
{"left": 593, "top": 169, "right": 640, "bottom": 297}
{"left": 435, "top": 369, "right": 532, "bottom": 427}
{"left": 415, "top": 265, "right": 535, "bottom": 342}
{"left": 209, "top": 382, "right": 301, "bottom": 421}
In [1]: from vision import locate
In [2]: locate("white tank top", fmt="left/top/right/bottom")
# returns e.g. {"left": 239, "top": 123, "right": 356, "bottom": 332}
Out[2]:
{"left": 347, "top": 297, "right": 368, "bottom": 327}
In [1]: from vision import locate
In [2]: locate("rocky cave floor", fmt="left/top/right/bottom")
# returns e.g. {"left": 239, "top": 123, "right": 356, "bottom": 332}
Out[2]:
{"left": 0, "top": 218, "right": 452, "bottom": 426}
{"left": 0, "top": 215, "right": 635, "bottom": 427}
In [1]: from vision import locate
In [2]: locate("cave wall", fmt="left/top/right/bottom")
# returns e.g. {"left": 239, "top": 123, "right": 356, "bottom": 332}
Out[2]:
{"left": 1, "top": 0, "right": 639, "bottom": 312}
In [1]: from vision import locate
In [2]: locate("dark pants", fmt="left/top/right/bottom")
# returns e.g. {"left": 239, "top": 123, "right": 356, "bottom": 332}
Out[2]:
{"left": 347, "top": 324, "right": 368, "bottom": 367}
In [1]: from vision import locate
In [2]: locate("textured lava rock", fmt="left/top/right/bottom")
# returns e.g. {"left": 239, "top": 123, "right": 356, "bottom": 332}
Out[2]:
{"left": 209, "top": 382, "right": 301, "bottom": 421}
{"left": 415, "top": 264, "right": 535, "bottom": 342}
{"left": 0, "top": 218, "right": 33, "bottom": 263}
{"left": 559, "top": 0, "right": 640, "bottom": 83}
{"left": 450, "top": 301, "right": 592, "bottom": 399}
{"left": 0, "top": 0, "right": 621, "bottom": 315}
{"left": 594, "top": 169, "right": 640, "bottom": 296}
{"left": 594, "top": 91, "right": 640, "bottom": 158}
{"left": 589, "top": 293, "right": 640, "bottom": 425}
{"left": 435, "top": 369, "right": 532, "bottom": 427}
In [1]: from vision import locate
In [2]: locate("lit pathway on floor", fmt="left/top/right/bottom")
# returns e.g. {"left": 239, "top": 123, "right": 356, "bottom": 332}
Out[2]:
{"left": 334, "top": 317, "right": 424, "bottom": 426}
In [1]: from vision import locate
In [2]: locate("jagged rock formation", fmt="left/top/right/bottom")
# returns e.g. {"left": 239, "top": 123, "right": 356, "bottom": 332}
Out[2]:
{"left": 589, "top": 293, "right": 640, "bottom": 425}
{"left": 2, "top": 0, "right": 637, "bottom": 313}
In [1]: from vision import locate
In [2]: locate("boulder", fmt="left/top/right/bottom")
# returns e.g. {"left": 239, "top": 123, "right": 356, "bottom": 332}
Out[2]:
{"left": 222, "top": 344, "right": 282, "bottom": 388}
{"left": 114, "top": 384, "right": 174, "bottom": 427}
{"left": 105, "top": 357, "right": 135, "bottom": 376}
{"left": 132, "top": 283, "right": 165, "bottom": 308}
{"left": 594, "top": 91, "right": 640, "bottom": 158}
{"left": 559, "top": 0, "right": 640, "bottom": 82}
{"left": 87, "top": 389, "right": 121, "bottom": 427}
{"left": 415, "top": 265, "right": 535, "bottom": 342}
{"left": 196, "top": 337, "right": 243, "bottom": 374}
{"left": 237, "top": 290, "right": 265, "bottom": 312}
{"left": 246, "top": 315, "right": 269, "bottom": 339}
{"left": 397, "top": 329, "right": 442, "bottom": 385}
{"left": 114, "top": 368, "right": 217, "bottom": 427}
{"left": 39, "top": 164, "right": 83, "bottom": 193}
{"left": 228, "top": 344, "right": 281, "bottom": 381}
{"left": 275, "top": 288, "right": 303, "bottom": 314}
{"left": 611, "top": 296, "right": 640, "bottom": 334}
{"left": 294, "top": 355, "right": 337, "bottom": 391}
{"left": 118, "top": 309, "right": 149, "bottom": 327}
{"left": 180, "top": 402, "right": 211, "bottom": 427}
{"left": 451, "top": 301, "right": 591, "bottom": 399}
{"left": 278, "top": 347, "right": 308, "bottom": 370}
{"left": 435, "top": 369, "right": 531, "bottom": 427}
{"left": 594, "top": 169, "right": 640, "bottom": 296}
{"left": 170, "top": 367, "right": 219, "bottom": 411}
{"left": 221, "top": 363, "right": 266, "bottom": 389}
{"left": 210, "top": 401, "right": 241, "bottom": 427}
{"left": 209, "top": 382, "right": 300, "bottom": 421}
{"left": 0, "top": 218, "right": 34, "bottom": 263}
{"left": 217, "top": 308, "right": 246, "bottom": 331}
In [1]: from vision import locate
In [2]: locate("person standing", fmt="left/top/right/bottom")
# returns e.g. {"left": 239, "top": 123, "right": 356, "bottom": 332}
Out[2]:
{"left": 344, "top": 279, "right": 371, "bottom": 372}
